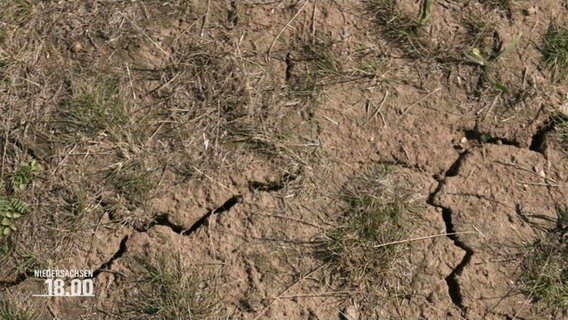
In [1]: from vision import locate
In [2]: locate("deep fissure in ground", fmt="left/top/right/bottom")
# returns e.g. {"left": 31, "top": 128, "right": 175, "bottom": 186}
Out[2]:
{"left": 91, "top": 235, "right": 129, "bottom": 279}
{"left": 141, "top": 195, "right": 243, "bottom": 235}
{"left": 426, "top": 149, "right": 474, "bottom": 311}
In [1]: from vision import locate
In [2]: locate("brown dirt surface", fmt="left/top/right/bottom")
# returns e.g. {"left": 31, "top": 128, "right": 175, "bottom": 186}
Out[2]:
{"left": 1, "top": 0, "right": 567, "bottom": 319}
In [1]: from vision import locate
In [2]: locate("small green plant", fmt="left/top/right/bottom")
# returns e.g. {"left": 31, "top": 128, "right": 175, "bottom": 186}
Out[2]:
{"left": 0, "top": 161, "right": 35, "bottom": 238}
{"left": 316, "top": 165, "right": 413, "bottom": 288}
{"left": 131, "top": 252, "right": 220, "bottom": 319}
{"left": 10, "top": 160, "right": 38, "bottom": 193}
{"left": 419, "top": 0, "right": 432, "bottom": 26}
{"left": 519, "top": 206, "right": 568, "bottom": 310}
{"left": 464, "top": 34, "right": 521, "bottom": 92}
{"left": 542, "top": 25, "right": 568, "bottom": 81}
{"left": 0, "top": 197, "right": 28, "bottom": 237}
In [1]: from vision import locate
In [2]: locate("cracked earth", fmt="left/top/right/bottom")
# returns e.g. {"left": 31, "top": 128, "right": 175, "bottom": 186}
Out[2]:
{"left": 1, "top": 0, "right": 567, "bottom": 319}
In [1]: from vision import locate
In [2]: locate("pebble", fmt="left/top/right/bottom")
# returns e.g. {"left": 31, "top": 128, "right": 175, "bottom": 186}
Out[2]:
{"left": 70, "top": 41, "right": 83, "bottom": 53}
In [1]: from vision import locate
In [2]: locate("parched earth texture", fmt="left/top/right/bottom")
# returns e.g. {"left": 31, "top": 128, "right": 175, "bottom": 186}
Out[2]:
{"left": 0, "top": 1, "right": 567, "bottom": 319}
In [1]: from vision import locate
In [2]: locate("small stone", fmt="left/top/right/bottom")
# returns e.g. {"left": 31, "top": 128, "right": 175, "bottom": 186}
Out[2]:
{"left": 340, "top": 305, "right": 359, "bottom": 320}
{"left": 460, "top": 137, "right": 467, "bottom": 144}
{"left": 559, "top": 101, "right": 568, "bottom": 118}
{"left": 70, "top": 41, "right": 83, "bottom": 53}
{"left": 523, "top": 7, "right": 537, "bottom": 16}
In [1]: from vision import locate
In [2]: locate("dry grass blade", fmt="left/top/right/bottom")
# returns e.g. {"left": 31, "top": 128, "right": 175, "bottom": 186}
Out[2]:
{"left": 372, "top": 231, "right": 479, "bottom": 248}
{"left": 252, "top": 264, "right": 325, "bottom": 320}
{"left": 399, "top": 87, "right": 442, "bottom": 117}
{"left": 267, "top": 0, "right": 309, "bottom": 60}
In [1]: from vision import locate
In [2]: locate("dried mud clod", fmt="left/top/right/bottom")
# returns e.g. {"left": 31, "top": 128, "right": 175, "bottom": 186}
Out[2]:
{"left": 431, "top": 143, "right": 568, "bottom": 318}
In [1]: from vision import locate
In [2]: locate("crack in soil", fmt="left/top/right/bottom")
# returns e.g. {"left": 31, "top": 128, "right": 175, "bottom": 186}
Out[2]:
{"left": 249, "top": 173, "right": 298, "bottom": 192}
{"left": 527, "top": 113, "right": 567, "bottom": 156}
{"left": 427, "top": 150, "right": 474, "bottom": 313}
{"left": 0, "top": 271, "right": 32, "bottom": 290}
{"left": 91, "top": 235, "right": 129, "bottom": 278}
{"left": 0, "top": 236, "right": 130, "bottom": 287}
{"left": 440, "top": 208, "right": 474, "bottom": 311}
{"left": 529, "top": 121, "right": 554, "bottom": 155}
{"left": 82, "top": 196, "right": 241, "bottom": 281}
{"left": 6, "top": 130, "right": 48, "bottom": 162}
{"left": 138, "top": 195, "right": 242, "bottom": 235}
{"left": 464, "top": 129, "right": 521, "bottom": 147}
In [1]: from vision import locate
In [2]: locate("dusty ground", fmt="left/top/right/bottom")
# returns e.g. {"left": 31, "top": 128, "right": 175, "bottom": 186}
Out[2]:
{"left": 0, "top": 0, "right": 567, "bottom": 319}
